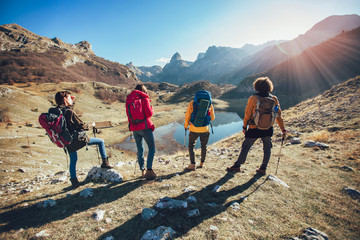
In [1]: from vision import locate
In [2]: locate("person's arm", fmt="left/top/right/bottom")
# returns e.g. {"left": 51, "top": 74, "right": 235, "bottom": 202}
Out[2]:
{"left": 184, "top": 101, "right": 193, "bottom": 129}
{"left": 66, "top": 110, "right": 88, "bottom": 131}
{"left": 242, "top": 96, "right": 255, "bottom": 132}
{"left": 210, "top": 104, "right": 215, "bottom": 121}
{"left": 274, "top": 97, "right": 286, "bottom": 134}
{"left": 143, "top": 98, "right": 154, "bottom": 118}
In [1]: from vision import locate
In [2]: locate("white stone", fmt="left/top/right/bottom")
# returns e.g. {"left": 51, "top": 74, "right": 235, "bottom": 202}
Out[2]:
{"left": 34, "top": 230, "right": 51, "bottom": 238}
{"left": 210, "top": 225, "right": 219, "bottom": 231}
{"left": 92, "top": 210, "right": 105, "bottom": 221}
{"left": 268, "top": 175, "right": 290, "bottom": 188}
{"left": 184, "top": 186, "right": 196, "bottom": 193}
{"left": 87, "top": 167, "right": 123, "bottom": 183}
{"left": 212, "top": 185, "right": 221, "bottom": 192}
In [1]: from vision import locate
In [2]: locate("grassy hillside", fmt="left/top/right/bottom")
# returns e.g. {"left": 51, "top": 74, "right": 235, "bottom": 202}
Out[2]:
{"left": 0, "top": 78, "right": 359, "bottom": 239}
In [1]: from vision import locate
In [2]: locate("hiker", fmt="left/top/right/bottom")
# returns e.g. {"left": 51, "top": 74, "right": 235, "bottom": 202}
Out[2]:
{"left": 226, "top": 77, "right": 287, "bottom": 175}
{"left": 126, "top": 84, "right": 156, "bottom": 180}
{"left": 55, "top": 91, "right": 112, "bottom": 189}
{"left": 184, "top": 90, "right": 215, "bottom": 170}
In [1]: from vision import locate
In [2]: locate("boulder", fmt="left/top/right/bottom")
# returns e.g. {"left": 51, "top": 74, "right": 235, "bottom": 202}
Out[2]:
{"left": 343, "top": 186, "right": 360, "bottom": 200}
{"left": 268, "top": 175, "right": 290, "bottom": 188}
{"left": 80, "top": 188, "right": 94, "bottom": 198}
{"left": 187, "top": 209, "right": 200, "bottom": 218}
{"left": 290, "top": 227, "right": 329, "bottom": 240}
{"left": 141, "top": 226, "right": 176, "bottom": 240}
{"left": 87, "top": 167, "right": 123, "bottom": 183}
{"left": 142, "top": 208, "right": 158, "bottom": 221}
{"left": 37, "top": 199, "right": 56, "bottom": 208}
{"left": 154, "top": 197, "right": 187, "bottom": 210}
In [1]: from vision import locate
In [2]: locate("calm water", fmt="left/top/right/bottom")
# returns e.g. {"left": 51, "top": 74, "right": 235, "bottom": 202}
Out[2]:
{"left": 115, "top": 112, "right": 243, "bottom": 155}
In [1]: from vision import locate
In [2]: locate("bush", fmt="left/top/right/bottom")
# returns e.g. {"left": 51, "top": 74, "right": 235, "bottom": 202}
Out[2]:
{"left": 0, "top": 108, "right": 11, "bottom": 122}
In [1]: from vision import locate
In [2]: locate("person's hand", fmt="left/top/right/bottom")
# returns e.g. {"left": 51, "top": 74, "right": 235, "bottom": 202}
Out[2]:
{"left": 282, "top": 129, "right": 287, "bottom": 135}
{"left": 242, "top": 129, "right": 246, "bottom": 134}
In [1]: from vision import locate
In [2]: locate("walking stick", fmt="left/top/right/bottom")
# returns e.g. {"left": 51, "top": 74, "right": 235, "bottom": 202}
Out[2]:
{"left": 183, "top": 128, "right": 187, "bottom": 166}
{"left": 275, "top": 134, "right": 285, "bottom": 175}
{"left": 92, "top": 123, "right": 101, "bottom": 165}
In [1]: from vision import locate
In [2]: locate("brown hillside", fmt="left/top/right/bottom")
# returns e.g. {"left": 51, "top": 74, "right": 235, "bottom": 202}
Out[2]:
{"left": 0, "top": 24, "right": 139, "bottom": 86}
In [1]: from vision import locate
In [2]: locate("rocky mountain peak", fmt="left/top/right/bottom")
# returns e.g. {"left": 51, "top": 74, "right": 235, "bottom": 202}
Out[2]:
{"left": 171, "top": 52, "right": 182, "bottom": 62}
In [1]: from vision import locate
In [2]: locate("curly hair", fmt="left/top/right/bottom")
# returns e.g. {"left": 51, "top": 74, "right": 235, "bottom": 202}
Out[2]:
{"left": 135, "top": 84, "right": 148, "bottom": 94}
{"left": 55, "top": 91, "right": 71, "bottom": 106}
{"left": 253, "top": 77, "right": 274, "bottom": 93}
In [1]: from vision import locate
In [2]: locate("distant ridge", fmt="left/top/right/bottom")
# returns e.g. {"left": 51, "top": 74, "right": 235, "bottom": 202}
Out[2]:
{"left": 223, "top": 27, "right": 360, "bottom": 109}
{"left": 0, "top": 24, "right": 139, "bottom": 86}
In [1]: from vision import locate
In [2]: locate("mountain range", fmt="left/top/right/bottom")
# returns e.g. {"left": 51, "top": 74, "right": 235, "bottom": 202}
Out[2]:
{"left": 223, "top": 26, "right": 360, "bottom": 108}
{"left": 133, "top": 14, "right": 360, "bottom": 86}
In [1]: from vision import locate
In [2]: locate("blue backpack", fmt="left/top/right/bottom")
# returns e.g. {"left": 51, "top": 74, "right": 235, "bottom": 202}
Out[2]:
{"left": 190, "top": 90, "right": 212, "bottom": 127}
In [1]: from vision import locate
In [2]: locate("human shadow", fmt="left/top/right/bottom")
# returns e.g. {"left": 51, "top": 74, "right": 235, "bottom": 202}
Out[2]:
{"left": 0, "top": 170, "right": 189, "bottom": 233}
{"left": 98, "top": 172, "right": 265, "bottom": 240}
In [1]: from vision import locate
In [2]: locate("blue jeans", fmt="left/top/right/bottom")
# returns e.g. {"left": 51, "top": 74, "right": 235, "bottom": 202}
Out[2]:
{"left": 133, "top": 129, "right": 156, "bottom": 170}
{"left": 69, "top": 137, "right": 107, "bottom": 178}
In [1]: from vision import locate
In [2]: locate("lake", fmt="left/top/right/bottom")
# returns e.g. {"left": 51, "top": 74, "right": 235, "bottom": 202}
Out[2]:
{"left": 115, "top": 112, "right": 243, "bottom": 155}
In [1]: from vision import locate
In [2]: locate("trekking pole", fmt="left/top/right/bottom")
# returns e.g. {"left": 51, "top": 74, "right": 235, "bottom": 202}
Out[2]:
{"left": 275, "top": 134, "right": 286, "bottom": 175}
{"left": 92, "top": 123, "right": 101, "bottom": 165}
{"left": 183, "top": 128, "right": 187, "bottom": 167}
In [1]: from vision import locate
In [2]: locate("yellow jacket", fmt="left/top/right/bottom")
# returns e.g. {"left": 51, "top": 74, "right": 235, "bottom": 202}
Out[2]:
{"left": 243, "top": 94, "right": 285, "bottom": 130}
{"left": 184, "top": 100, "right": 215, "bottom": 133}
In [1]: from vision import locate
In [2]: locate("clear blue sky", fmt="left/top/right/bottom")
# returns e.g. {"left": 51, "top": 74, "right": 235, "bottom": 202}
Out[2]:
{"left": 1, "top": 0, "right": 359, "bottom": 67}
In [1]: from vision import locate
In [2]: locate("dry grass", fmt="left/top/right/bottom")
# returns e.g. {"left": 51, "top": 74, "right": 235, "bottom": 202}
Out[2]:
{"left": 0, "top": 82, "right": 359, "bottom": 240}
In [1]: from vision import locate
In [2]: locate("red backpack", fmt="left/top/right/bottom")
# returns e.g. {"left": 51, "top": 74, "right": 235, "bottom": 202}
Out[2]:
{"left": 38, "top": 108, "right": 73, "bottom": 148}
{"left": 126, "top": 98, "right": 146, "bottom": 124}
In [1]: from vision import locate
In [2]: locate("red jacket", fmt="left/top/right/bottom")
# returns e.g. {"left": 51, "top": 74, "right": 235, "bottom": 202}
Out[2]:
{"left": 126, "top": 90, "right": 155, "bottom": 131}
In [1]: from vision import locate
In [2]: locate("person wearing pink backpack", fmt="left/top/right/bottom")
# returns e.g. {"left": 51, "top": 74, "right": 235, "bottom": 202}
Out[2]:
{"left": 126, "top": 85, "right": 156, "bottom": 180}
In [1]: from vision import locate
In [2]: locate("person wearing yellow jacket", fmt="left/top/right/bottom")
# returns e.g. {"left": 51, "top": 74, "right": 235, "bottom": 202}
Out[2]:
{"left": 227, "top": 77, "right": 287, "bottom": 175}
{"left": 184, "top": 97, "right": 215, "bottom": 170}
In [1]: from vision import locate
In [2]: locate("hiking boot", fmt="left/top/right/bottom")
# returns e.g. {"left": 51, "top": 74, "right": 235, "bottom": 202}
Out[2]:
{"left": 144, "top": 169, "right": 156, "bottom": 180}
{"left": 226, "top": 164, "right": 240, "bottom": 172}
{"left": 101, "top": 158, "right": 113, "bottom": 169}
{"left": 197, "top": 162, "right": 204, "bottom": 168}
{"left": 185, "top": 164, "right": 196, "bottom": 171}
{"left": 70, "top": 177, "right": 80, "bottom": 189}
{"left": 256, "top": 168, "right": 266, "bottom": 175}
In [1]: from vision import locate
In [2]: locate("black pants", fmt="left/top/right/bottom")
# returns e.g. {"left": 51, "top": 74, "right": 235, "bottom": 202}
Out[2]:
{"left": 188, "top": 131, "right": 210, "bottom": 164}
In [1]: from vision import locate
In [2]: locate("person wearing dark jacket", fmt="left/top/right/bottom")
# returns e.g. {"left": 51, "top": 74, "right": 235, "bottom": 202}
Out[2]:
{"left": 226, "top": 77, "right": 287, "bottom": 175}
{"left": 55, "top": 91, "right": 112, "bottom": 189}
{"left": 126, "top": 84, "right": 156, "bottom": 180}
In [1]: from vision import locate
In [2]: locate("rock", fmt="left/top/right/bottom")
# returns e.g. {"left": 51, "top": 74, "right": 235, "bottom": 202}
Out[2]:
{"left": 105, "top": 218, "right": 112, "bottom": 223}
{"left": 20, "top": 188, "right": 32, "bottom": 194}
{"left": 154, "top": 197, "right": 187, "bottom": 210}
{"left": 92, "top": 210, "right": 105, "bottom": 221}
{"left": 142, "top": 208, "right": 158, "bottom": 221}
{"left": 80, "top": 188, "right": 94, "bottom": 198}
{"left": 183, "top": 186, "right": 196, "bottom": 193}
{"left": 343, "top": 187, "right": 360, "bottom": 200}
{"left": 268, "top": 175, "right": 290, "bottom": 188}
{"left": 34, "top": 230, "right": 51, "bottom": 238}
{"left": 18, "top": 168, "right": 26, "bottom": 173}
{"left": 248, "top": 220, "right": 254, "bottom": 224}
{"left": 341, "top": 166, "right": 354, "bottom": 172}
{"left": 141, "top": 226, "right": 176, "bottom": 240}
{"left": 210, "top": 225, "right": 219, "bottom": 231}
{"left": 87, "top": 167, "right": 123, "bottom": 183}
{"left": 290, "top": 138, "right": 301, "bottom": 144}
{"left": 212, "top": 185, "right": 221, "bottom": 192}
{"left": 290, "top": 227, "right": 329, "bottom": 240}
{"left": 186, "top": 196, "right": 197, "bottom": 203}
{"left": 187, "top": 209, "right": 200, "bottom": 218}
{"left": 103, "top": 236, "right": 115, "bottom": 240}
{"left": 114, "top": 161, "right": 125, "bottom": 167}
{"left": 51, "top": 175, "right": 67, "bottom": 184}
{"left": 304, "top": 141, "right": 329, "bottom": 149}
{"left": 229, "top": 201, "right": 240, "bottom": 211}
{"left": 206, "top": 202, "right": 217, "bottom": 207}
{"left": 37, "top": 199, "right": 56, "bottom": 208}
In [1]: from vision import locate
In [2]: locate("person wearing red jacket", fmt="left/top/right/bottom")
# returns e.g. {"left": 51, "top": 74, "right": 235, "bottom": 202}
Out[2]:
{"left": 126, "top": 84, "right": 156, "bottom": 180}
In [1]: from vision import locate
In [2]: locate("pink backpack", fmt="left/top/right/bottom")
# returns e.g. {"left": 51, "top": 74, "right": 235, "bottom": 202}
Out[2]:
{"left": 38, "top": 108, "right": 72, "bottom": 148}
{"left": 127, "top": 98, "right": 146, "bottom": 124}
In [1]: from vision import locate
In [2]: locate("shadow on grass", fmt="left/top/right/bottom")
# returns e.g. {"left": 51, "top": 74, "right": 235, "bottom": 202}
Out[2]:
{"left": 0, "top": 170, "right": 189, "bottom": 233}
{"left": 99, "top": 172, "right": 266, "bottom": 240}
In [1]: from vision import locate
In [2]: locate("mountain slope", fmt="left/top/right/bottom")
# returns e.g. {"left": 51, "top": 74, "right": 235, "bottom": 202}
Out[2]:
{"left": 226, "top": 14, "right": 360, "bottom": 84}
{"left": 0, "top": 24, "right": 138, "bottom": 86}
{"left": 223, "top": 27, "right": 360, "bottom": 109}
